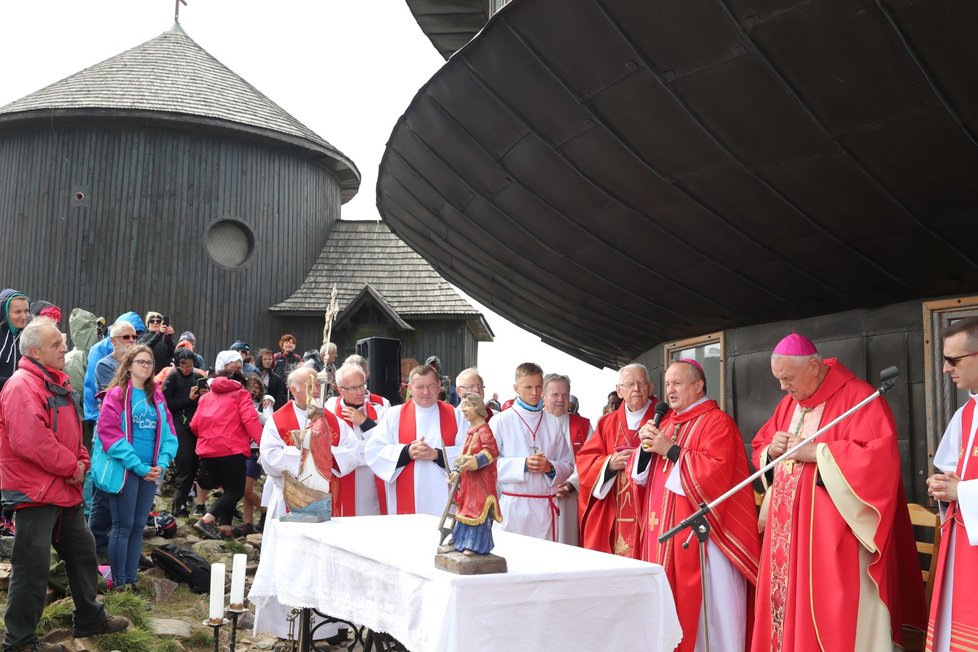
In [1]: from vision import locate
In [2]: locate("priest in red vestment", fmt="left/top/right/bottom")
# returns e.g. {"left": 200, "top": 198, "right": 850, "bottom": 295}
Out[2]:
{"left": 633, "top": 359, "right": 760, "bottom": 652}
{"left": 751, "top": 334, "right": 925, "bottom": 652}
{"left": 578, "top": 363, "right": 655, "bottom": 557}
{"left": 926, "top": 317, "right": 978, "bottom": 652}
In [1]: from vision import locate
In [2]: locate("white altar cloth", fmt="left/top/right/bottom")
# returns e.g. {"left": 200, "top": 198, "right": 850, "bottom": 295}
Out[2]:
{"left": 249, "top": 514, "right": 682, "bottom": 652}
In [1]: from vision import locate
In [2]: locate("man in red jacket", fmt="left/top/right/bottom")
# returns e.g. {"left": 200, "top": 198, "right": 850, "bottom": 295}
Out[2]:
{"left": 0, "top": 318, "right": 128, "bottom": 651}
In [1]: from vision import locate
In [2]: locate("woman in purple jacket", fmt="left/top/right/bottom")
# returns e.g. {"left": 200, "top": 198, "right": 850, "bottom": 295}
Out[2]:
{"left": 97, "top": 345, "right": 178, "bottom": 589}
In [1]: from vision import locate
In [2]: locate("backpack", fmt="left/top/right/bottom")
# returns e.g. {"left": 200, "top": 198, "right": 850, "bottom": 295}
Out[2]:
{"left": 150, "top": 544, "right": 211, "bottom": 593}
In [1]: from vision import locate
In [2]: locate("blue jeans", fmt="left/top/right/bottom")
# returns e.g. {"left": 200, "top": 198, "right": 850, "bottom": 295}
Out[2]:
{"left": 88, "top": 487, "right": 111, "bottom": 556}
{"left": 107, "top": 473, "right": 157, "bottom": 586}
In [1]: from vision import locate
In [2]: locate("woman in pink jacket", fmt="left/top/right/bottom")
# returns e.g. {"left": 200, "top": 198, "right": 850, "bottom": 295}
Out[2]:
{"left": 189, "top": 351, "right": 262, "bottom": 539}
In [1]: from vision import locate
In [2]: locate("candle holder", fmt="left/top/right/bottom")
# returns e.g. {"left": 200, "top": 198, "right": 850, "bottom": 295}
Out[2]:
{"left": 225, "top": 604, "right": 247, "bottom": 652}
{"left": 202, "top": 618, "right": 228, "bottom": 652}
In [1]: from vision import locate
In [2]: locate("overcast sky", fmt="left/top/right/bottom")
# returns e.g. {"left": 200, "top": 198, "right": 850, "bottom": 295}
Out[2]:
{"left": 0, "top": 0, "right": 619, "bottom": 420}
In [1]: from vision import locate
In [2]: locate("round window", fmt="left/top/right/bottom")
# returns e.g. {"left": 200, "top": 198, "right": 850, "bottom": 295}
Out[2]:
{"left": 206, "top": 220, "right": 254, "bottom": 268}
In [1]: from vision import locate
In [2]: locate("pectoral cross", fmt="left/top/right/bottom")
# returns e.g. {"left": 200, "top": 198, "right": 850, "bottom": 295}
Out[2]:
{"left": 972, "top": 445, "right": 978, "bottom": 457}
{"left": 648, "top": 511, "right": 659, "bottom": 531}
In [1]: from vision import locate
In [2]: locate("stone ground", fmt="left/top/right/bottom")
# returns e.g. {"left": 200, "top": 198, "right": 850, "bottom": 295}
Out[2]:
{"left": 0, "top": 488, "right": 372, "bottom": 652}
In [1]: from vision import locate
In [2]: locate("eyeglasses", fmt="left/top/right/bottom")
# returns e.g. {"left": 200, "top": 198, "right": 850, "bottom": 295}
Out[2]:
{"left": 460, "top": 384, "right": 484, "bottom": 391}
{"left": 132, "top": 359, "right": 154, "bottom": 367}
{"left": 339, "top": 383, "right": 366, "bottom": 392}
{"left": 115, "top": 334, "right": 138, "bottom": 341}
{"left": 617, "top": 381, "right": 650, "bottom": 390}
{"left": 147, "top": 318, "right": 162, "bottom": 324}
{"left": 944, "top": 352, "right": 978, "bottom": 367}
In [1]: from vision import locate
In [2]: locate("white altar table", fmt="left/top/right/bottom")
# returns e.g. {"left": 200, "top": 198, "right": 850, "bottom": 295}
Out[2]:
{"left": 249, "top": 514, "right": 682, "bottom": 652}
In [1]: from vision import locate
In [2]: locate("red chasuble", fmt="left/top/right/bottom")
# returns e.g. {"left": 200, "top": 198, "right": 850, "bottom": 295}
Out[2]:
{"left": 926, "top": 398, "right": 978, "bottom": 651}
{"left": 635, "top": 399, "right": 760, "bottom": 652}
{"left": 394, "top": 400, "right": 458, "bottom": 515}
{"left": 332, "top": 398, "right": 378, "bottom": 517}
{"left": 751, "top": 359, "right": 926, "bottom": 652}
{"left": 567, "top": 413, "right": 590, "bottom": 457}
{"left": 578, "top": 401, "right": 656, "bottom": 556}
{"left": 272, "top": 402, "right": 340, "bottom": 508}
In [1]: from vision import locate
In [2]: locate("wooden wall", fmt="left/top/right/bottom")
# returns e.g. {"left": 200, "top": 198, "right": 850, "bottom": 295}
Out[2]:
{"left": 0, "top": 123, "right": 342, "bottom": 363}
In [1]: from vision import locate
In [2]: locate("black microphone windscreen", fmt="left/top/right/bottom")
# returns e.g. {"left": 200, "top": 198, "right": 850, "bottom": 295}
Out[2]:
{"left": 653, "top": 401, "right": 669, "bottom": 427}
{"left": 879, "top": 366, "right": 900, "bottom": 383}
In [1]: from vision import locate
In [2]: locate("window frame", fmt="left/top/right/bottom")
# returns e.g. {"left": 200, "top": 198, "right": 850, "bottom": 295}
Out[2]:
{"left": 663, "top": 331, "right": 725, "bottom": 410}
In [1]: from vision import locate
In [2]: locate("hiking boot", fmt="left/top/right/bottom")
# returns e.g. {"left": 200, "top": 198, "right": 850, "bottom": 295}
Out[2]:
{"left": 73, "top": 614, "right": 130, "bottom": 637}
{"left": 193, "top": 504, "right": 206, "bottom": 516}
{"left": 194, "top": 520, "right": 222, "bottom": 540}
{"left": 232, "top": 523, "right": 258, "bottom": 537}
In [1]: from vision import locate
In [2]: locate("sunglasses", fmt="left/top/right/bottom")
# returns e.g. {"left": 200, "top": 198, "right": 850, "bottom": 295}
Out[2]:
{"left": 944, "top": 352, "right": 978, "bottom": 367}
{"left": 147, "top": 318, "right": 162, "bottom": 324}
{"left": 116, "top": 334, "right": 138, "bottom": 341}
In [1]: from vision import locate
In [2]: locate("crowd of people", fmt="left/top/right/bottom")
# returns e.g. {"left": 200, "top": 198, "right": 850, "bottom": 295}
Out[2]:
{"left": 0, "top": 285, "right": 974, "bottom": 652}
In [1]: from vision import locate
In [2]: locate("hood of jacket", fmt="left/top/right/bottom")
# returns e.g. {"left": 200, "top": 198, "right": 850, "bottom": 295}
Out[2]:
{"left": 116, "top": 310, "right": 146, "bottom": 335}
{"left": 0, "top": 289, "right": 28, "bottom": 335}
{"left": 209, "top": 376, "right": 246, "bottom": 394}
{"left": 68, "top": 308, "right": 99, "bottom": 353}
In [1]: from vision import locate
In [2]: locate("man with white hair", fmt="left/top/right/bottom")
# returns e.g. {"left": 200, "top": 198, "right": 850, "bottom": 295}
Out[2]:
{"left": 320, "top": 342, "right": 338, "bottom": 399}
{"left": 93, "top": 320, "right": 137, "bottom": 392}
{"left": 256, "top": 365, "right": 358, "bottom": 642}
{"left": 456, "top": 368, "right": 492, "bottom": 419}
{"left": 327, "top": 363, "right": 385, "bottom": 516}
{"left": 751, "top": 334, "right": 925, "bottom": 651}
{"left": 544, "top": 373, "right": 592, "bottom": 546}
{"left": 578, "top": 363, "right": 655, "bottom": 557}
{"left": 365, "top": 364, "right": 464, "bottom": 515}
{"left": 344, "top": 353, "right": 390, "bottom": 408}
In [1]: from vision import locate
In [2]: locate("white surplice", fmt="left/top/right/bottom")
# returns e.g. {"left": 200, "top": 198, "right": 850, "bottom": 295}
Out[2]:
{"left": 254, "top": 400, "right": 359, "bottom": 640}
{"left": 328, "top": 397, "right": 386, "bottom": 516}
{"left": 490, "top": 403, "right": 574, "bottom": 541}
{"left": 364, "top": 402, "right": 464, "bottom": 516}
{"left": 931, "top": 393, "right": 978, "bottom": 652}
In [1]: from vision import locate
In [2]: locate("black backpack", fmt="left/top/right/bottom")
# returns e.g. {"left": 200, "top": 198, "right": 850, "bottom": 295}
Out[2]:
{"left": 150, "top": 544, "right": 211, "bottom": 593}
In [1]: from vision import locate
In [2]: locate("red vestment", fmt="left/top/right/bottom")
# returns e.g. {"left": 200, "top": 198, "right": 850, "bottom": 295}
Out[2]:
{"left": 926, "top": 398, "right": 978, "bottom": 651}
{"left": 578, "top": 401, "right": 655, "bottom": 556}
{"left": 636, "top": 399, "right": 760, "bottom": 652}
{"left": 567, "top": 413, "right": 590, "bottom": 457}
{"left": 751, "top": 359, "right": 925, "bottom": 652}
{"left": 453, "top": 423, "right": 502, "bottom": 526}
{"left": 331, "top": 397, "right": 379, "bottom": 517}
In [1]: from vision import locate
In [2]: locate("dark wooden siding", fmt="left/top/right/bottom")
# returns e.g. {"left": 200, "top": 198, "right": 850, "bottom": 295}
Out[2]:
{"left": 634, "top": 299, "right": 928, "bottom": 503}
{"left": 0, "top": 123, "right": 341, "bottom": 363}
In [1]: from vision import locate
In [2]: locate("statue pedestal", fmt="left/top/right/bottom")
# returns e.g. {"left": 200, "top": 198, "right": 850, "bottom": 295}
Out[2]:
{"left": 434, "top": 551, "right": 507, "bottom": 575}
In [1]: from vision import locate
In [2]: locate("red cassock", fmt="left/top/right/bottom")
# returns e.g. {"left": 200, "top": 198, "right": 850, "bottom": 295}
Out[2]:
{"left": 635, "top": 399, "right": 760, "bottom": 652}
{"left": 578, "top": 401, "right": 656, "bottom": 556}
{"left": 751, "top": 359, "right": 926, "bottom": 652}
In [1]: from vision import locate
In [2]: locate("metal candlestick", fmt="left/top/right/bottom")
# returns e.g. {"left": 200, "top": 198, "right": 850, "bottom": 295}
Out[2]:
{"left": 202, "top": 618, "right": 228, "bottom": 652}
{"left": 225, "top": 605, "right": 247, "bottom": 652}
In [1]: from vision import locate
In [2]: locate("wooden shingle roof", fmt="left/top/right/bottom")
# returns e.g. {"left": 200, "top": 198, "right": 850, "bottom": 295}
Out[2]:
{"left": 270, "top": 221, "right": 493, "bottom": 341}
{"left": 0, "top": 24, "right": 359, "bottom": 202}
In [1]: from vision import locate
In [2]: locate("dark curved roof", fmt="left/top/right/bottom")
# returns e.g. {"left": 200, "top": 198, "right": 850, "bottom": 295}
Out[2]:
{"left": 405, "top": 0, "right": 490, "bottom": 60}
{"left": 0, "top": 24, "right": 360, "bottom": 202}
{"left": 378, "top": 0, "right": 978, "bottom": 367}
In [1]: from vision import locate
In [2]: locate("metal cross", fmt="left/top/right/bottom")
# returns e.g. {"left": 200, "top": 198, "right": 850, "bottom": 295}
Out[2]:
{"left": 174, "top": 0, "right": 188, "bottom": 23}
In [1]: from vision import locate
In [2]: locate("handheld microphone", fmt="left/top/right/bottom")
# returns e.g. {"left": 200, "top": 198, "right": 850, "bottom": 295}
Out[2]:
{"left": 642, "top": 401, "right": 671, "bottom": 451}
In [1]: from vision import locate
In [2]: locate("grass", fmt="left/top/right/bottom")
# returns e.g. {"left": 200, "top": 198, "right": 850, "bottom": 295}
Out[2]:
{"left": 223, "top": 538, "right": 247, "bottom": 554}
{"left": 187, "top": 626, "right": 216, "bottom": 649}
{"left": 37, "top": 598, "right": 74, "bottom": 633}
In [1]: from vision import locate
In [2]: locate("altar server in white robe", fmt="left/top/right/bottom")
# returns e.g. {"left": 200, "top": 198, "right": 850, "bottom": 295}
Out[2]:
{"left": 490, "top": 362, "right": 574, "bottom": 541}
{"left": 927, "top": 316, "right": 978, "bottom": 652}
{"left": 254, "top": 366, "right": 359, "bottom": 642}
{"left": 365, "top": 364, "right": 464, "bottom": 516}
{"left": 328, "top": 362, "right": 386, "bottom": 516}
{"left": 544, "top": 373, "right": 593, "bottom": 546}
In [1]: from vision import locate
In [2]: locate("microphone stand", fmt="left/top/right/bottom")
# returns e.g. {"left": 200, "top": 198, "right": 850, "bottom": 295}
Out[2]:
{"left": 655, "top": 366, "right": 900, "bottom": 652}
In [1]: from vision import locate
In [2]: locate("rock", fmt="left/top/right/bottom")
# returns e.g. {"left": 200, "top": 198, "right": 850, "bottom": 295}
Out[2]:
{"left": 149, "top": 618, "right": 192, "bottom": 638}
{"left": 191, "top": 540, "right": 231, "bottom": 564}
{"left": 143, "top": 535, "right": 170, "bottom": 546}
{"left": 67, "top": 637, "right": 97, "bottom": 652}
{"left": 245, "top": 533, "right": 262, "bottom": 549}
{"left": 235, "top": 613, "right": 254, "bottom": 630}
{"left": 255, "top": 639, "right": 277, "bottom": 649}
{"left": 0, "top": 562, "right": 11, "bottom": 590}
{"left": 145, "top": 576, "right": 180, "bottom": 603}
{"left": 0, "top": 537, "right": 13, "bottom": 561}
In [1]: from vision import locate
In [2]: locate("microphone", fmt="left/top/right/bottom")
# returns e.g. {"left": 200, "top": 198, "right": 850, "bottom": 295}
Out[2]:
{"left": 642, "top": 401, "right": 671, "bottom": 451}
{"left": 878, "top": 366, "right": 900, "bottom": 394}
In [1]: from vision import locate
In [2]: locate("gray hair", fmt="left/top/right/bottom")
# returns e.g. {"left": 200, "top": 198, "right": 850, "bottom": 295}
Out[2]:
{"left": 543, "top": 373, "right": 571, "bottom": 391}
{"left": 770, "top": 353, "right": 822, "bottom": 363}
{"left": 617, "top": 363, "right": 650, "bottom": 384}
{"left": 344, "top": 354, "right": 367, "bottom": 371}
{"left": 335, "top": 363, "right": 365, "bottom": 387}
{"left": 19, "top": 317, "right": 58, "bottom": 355}
{"left": 455, "top": 367, "right": 483, "bottom": 387}
{"left": 287, "top": 366, "right": 318, "bottom": 391}
{"left": 319, "top": 341, "right": 337, "bottom": 359}
{"left": 108, "top": 320, "right": 135, "bottom": 337}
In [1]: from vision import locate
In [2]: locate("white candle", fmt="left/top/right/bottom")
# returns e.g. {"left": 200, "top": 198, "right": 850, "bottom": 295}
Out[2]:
{"left": 209, "top": 562, "right": 225, "bottom": 621}
{"left": 230, "top": 554, "right": 246, "bottom": 607}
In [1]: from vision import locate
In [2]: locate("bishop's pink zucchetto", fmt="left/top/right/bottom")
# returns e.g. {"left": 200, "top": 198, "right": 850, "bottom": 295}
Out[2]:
{"left": 773, "top": 333, "right": 818, "bottom": 356}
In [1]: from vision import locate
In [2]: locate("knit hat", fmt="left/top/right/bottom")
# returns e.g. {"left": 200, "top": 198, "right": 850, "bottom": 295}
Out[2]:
{"left": 179, "top": 331, "right": 196, "bottom": 343}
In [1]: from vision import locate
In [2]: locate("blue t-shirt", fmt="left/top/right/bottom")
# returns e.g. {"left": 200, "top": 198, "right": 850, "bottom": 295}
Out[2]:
{"left": 130, "top": 388, "right": 158, "bottom": 465}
